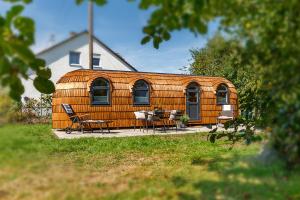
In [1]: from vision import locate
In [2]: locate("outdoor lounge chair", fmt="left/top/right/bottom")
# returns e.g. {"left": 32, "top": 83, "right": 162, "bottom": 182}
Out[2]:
{"left": 61, "top": 104, "right": 112, "bottom": 134}
{"left": 217, "top": 105, "right": 234, "bottom": 127}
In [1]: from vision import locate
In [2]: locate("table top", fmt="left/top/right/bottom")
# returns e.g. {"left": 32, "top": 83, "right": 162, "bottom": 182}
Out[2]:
{"left": 82, "top": 120, "right": 113, "bottom": 123}
{"left": 138, "top": 110, "right": 173, "bottom": 113}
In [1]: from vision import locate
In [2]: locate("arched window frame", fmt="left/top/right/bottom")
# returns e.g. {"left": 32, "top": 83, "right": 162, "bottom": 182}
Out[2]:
{"left": 90, "top": 78, "right": 110, "bottom": 105}
{"left": 132, "top": 80, "right": 150, "bottom": 105}
{"left": 216, "top": 84, "right": 229, "bottom": 105}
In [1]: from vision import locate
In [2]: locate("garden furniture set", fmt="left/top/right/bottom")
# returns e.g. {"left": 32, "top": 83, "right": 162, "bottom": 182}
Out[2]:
{"left": 62, "top": 103, "right": 234, "bottom": 134}
{"left": 133, "top": 109, "right": 183, "bottom": 133}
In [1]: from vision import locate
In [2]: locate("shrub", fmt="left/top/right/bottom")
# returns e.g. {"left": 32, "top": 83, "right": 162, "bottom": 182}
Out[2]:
{"left": 0, "top": 91, "right": 24, "bottom": 125}
{"left": 180, "top": 114, "right": 190, "bottom": 125}
{"left": 0, "top": 91, "right": 52, "bottom": 125}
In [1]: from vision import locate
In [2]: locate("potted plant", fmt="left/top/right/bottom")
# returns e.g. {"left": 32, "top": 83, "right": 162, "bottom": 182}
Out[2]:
{"left": 179, "top": 114, "right": 190, "bottom": 128}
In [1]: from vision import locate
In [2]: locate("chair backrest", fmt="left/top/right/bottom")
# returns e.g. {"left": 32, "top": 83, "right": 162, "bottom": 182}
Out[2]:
{"left": 169, "top": 110, "right": 182, "bottom": 120}
{"left": 154, "top": 109, "right": 164, "bottom": 118}
{"left": 134, "top": 111, "right": 146, "bottom": 120}
{"left": 222, "top": 105, "right": 233, "bottom": 111}
{"left": 61, "top": 104, "right": 75, "bottom": 117}
{"left": 147, "top": 111, "right": 153, "bottom": 120}
{"left": 220, "top": 110, "right": 234, "bottom": 118}
{"left": 147, "top": 111, "right": 160, "bottom": 121}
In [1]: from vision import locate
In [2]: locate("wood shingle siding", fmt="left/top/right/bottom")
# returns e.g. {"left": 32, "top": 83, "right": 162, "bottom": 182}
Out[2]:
{"left": 52, "top": 69, "right": 238, "bottom": 129}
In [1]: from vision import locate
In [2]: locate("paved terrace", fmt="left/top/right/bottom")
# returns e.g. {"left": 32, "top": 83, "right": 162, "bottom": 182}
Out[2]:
{"left": 53, "top": 126, "right": 231, "bottom": 139}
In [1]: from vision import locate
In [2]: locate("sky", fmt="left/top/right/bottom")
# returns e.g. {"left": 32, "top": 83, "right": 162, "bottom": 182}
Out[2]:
{"left": 0, "top": 0, "right": 219, "bottom": 73}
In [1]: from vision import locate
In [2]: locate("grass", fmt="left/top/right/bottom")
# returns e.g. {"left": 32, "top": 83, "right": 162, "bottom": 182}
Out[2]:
{"left": 0, "top": 124, "right": 299, "bottom": 200}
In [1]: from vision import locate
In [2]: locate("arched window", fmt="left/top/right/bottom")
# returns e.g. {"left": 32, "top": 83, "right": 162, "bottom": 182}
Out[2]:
{"left": 133, "top": 80, "right": 150, "bottom": 105}
{"left": 90, "top": 78, "right": 110, "bottom": 105}
{"left": 216, "top": 84, "right": 229, "bottom": 105}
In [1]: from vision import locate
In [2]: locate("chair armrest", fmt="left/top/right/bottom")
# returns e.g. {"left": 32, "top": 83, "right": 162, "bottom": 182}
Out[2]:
{"left": 78, "top": 113, "right": 90, "bottom": 117}
{"left": 77, "top": 113, "right": 90, "bottom": 121}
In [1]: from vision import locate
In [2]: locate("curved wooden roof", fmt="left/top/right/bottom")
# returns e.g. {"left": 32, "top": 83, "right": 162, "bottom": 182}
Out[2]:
{"left": 56, "top": 69, "right": 237, "bottom": 94}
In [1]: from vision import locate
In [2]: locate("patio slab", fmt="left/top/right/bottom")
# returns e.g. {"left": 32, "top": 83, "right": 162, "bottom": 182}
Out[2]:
{"left": 52, "top": 126, "right": 221, "bottom": 139}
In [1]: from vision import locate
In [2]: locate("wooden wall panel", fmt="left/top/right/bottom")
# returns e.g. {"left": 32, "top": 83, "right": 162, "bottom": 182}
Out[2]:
{"left": 52, "top": 69, "right": 239, "bottom": 129}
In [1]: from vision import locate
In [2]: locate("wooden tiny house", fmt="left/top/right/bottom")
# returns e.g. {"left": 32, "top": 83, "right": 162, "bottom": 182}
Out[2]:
{"left": 52, "top": 69, "right": 238, "bottom": 129}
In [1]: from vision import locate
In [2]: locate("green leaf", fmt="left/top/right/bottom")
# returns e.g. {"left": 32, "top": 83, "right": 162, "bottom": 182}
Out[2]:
{"left": 6, "top": 5, "right": 24, "bottom": 24}
{"left": 0, "top": 16, "right": 5, "bottom": 27}
{"left": 197, "top": 22, "right": 207, "bottom": 34}
{"left": 22, "top": 0, "right": 32, "bottom": 3}
{"left": 153, "top": 37, "right": 162, "bottom": 49}
{"left": 11, "top": 76, "right": 24, "bottom": 94}
{"left": 162, "top": 31, "right": 171, "bottom": 41}
{"left": 9, "top": 40, "right": 35, "bottom": 62}
{"left": 209, "top": 127, "right": 218, "bottom": 133}
{"left": 33, "top": 76, "right": 55, "bottom": 94}
{"left": 9, "top": 89, "right": 21, "bottom": 101}
{"left": 209, "top": 134, "right": 216, "bottom": 143}
{"left": 13, "top": 16, "right": 35, "bottom": 43}
{"left": 141, "top": 36, "right": 151, "bottom": 45}
{"left": 75, "top": 0, "right": 84, "bottom": 4}
{"left": 94, "top": 0, "right": 107, "bottom": 6}
{"left": 8, "top": 76, "right": 24, "bottom": 101}
{"left": 37, "top": 67, "right": 52, "bottom": 79}
{"left": 30, "top": 58, "right": 45, "bottom": 70}
{"left": 139, "top": 0, "right": 151, "bottom": 9}
{"left": 0, "top": 57, "right": 10, "bottom": 75}
{"left": 143, "top": 26, "right": 155, "bottom": 36}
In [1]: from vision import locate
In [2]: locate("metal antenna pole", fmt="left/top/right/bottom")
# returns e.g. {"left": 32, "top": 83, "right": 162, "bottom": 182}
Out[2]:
{"left": 88, "top": 0, "right": 94, "bottom": 69}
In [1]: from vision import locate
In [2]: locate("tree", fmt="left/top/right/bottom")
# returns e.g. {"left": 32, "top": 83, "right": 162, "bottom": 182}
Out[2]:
{"left": 189, "top": 34, "right": 264, "bottom": 121}
{"left": 189, "top": 34, "right": 241, "bottom": 79}
{"left": 1, "top": 0, "right": 299, "bottom": 166}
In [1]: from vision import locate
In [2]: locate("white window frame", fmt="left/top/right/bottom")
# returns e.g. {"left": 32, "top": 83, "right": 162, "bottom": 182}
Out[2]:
{"left": 92, "top": 53, "right": 101, "bottom": 69}
{"left": 69, "top": 51, "right": 81, "bottom": 66}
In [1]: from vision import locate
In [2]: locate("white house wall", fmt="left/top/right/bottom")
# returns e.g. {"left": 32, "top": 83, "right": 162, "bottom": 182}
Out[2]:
{"left": 22, "top": 33, "right": 133, "bottom": 99}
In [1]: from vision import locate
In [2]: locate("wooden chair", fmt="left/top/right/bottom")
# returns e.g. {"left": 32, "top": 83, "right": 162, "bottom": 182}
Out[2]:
{"left": 61, "top": 104, "right": 112, "bottom": 134}
{"left": 217, "top": 105, "right": 234, "bottom": 127}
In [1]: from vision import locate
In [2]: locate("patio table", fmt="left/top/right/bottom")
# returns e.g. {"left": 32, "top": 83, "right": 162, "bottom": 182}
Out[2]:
{"left": 139, "top": 110, "right": 168, "bottom": 132}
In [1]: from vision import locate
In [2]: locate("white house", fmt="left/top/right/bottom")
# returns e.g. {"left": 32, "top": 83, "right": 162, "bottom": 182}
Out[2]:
{"left": 22, "top": 30, "right": 137, "bottom": 99}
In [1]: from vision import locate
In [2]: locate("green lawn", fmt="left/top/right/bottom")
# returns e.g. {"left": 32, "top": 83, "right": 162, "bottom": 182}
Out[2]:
{"left": 0, "top": 125, "right": 299, "bottom": 200}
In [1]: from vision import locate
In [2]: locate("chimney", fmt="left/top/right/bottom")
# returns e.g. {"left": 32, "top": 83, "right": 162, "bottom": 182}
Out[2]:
{"left": 69, "top": 31, "right": 77, "bottom": 37}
